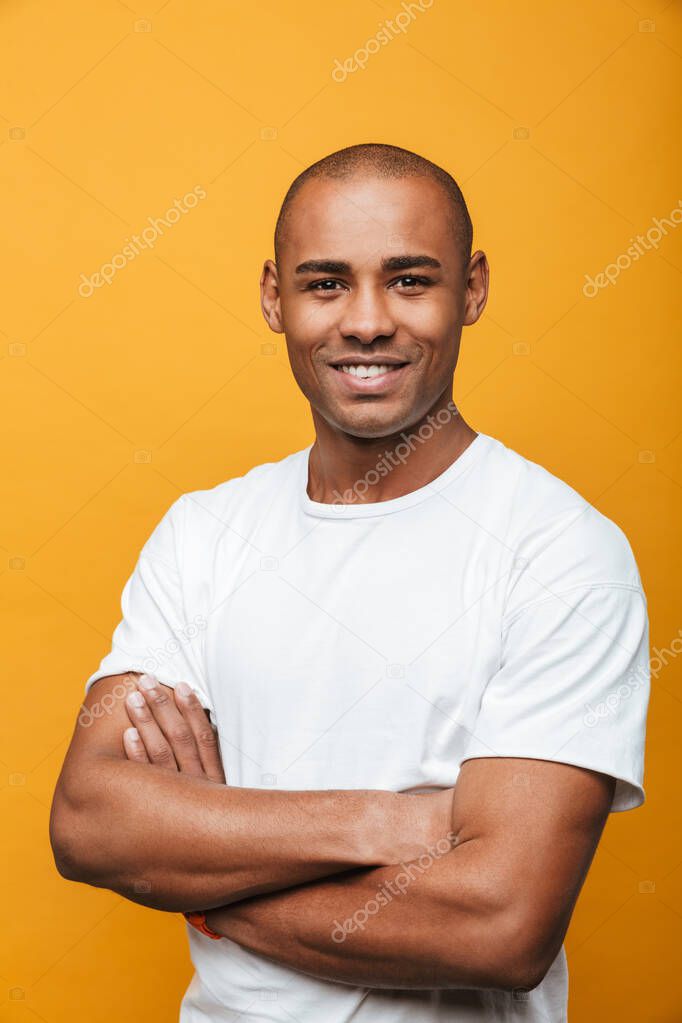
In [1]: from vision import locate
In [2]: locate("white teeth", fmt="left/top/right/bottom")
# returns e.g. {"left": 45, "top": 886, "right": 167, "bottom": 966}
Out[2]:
{"left": 339, "top": 364, "right": 399, "bottom": 379}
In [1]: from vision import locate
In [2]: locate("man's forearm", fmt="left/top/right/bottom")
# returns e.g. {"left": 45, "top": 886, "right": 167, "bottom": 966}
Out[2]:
{"left": 52, "top": 757, "right": 452, "bottom": 913}
{"left": 204, "top": 836, "right": 528, "bottom": 991}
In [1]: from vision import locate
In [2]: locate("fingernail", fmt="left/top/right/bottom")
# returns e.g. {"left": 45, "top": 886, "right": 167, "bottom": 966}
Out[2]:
{"left": 128, "top": 691, "right": 145, "bottom": 707}
{"left": 139, "top": 674, "right": 157, "bottom": 690}
{"left": 176, "top": 682, "right": 191, "bottom": 697}
{"left": 126, "top": 727, "right": 140, "bottom": 741}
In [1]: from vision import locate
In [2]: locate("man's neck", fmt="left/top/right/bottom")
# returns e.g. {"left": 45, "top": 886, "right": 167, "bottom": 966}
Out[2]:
{"left": 307, "top": 398, "right": 478, "bottom": 505}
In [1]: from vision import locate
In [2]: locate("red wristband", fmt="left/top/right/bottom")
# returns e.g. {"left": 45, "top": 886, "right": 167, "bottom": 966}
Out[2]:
{"left": 183, "top": 911, "right": 223, "bottom": 940}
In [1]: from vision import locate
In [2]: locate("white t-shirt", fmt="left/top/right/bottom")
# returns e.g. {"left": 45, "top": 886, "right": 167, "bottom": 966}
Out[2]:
{"left": 84, "top": 431, "right": 650, "bottom": 1023}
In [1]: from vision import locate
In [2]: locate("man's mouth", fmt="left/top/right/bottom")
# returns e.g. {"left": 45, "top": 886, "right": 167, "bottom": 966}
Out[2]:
{"left": 333, "top": 363, "right": 407, "bottom": 380}
{"left": 325, "top": 358, "right": 411, "bottom": 393}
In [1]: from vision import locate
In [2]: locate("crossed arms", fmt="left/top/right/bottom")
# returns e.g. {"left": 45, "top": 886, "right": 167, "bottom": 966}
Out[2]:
{"left": 50, "top": 671, "right": 615, "bottom": 993}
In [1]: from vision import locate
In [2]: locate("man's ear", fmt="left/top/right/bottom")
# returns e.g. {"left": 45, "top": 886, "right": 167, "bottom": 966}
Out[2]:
{"left": 260, "top": 258, "right": 285, "bottom": 333}
{"left": 462, "top": 250, "right": 489, "bottom": 327}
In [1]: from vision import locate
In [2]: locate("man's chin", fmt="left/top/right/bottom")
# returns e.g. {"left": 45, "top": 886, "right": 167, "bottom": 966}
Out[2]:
{"left": 323, "top": 403, "right": 414, "bottom": 442}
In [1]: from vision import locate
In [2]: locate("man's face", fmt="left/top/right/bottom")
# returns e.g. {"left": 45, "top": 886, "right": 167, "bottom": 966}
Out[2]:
{"left": 262, "top": 174, "right": 485, "bottom": 439}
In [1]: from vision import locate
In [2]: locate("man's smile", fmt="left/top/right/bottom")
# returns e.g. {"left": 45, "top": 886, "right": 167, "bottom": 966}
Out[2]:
{"left": 325, "top": 359, "right": 411, "bottom": 394}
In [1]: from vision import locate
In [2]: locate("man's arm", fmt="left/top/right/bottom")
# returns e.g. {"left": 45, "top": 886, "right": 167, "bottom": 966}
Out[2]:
{"left": 50, "top": 673, "right": 453, "bottom": 913}
{"left": 204, "top": 756, "right": 615, "bottom": 992}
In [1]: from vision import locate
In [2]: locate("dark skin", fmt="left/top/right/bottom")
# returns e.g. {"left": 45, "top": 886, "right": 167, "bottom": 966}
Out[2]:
{"left": 263, "top": 174, "right": 489, "bottom": 502}
{"left": 53, "top": 670, "right": 454, "bottom": 911}
{"left": 122, "top": 680, "right": 613, "bottom": 992}
{"left": 118, "top": 173, "right": 615, "bottom": 993}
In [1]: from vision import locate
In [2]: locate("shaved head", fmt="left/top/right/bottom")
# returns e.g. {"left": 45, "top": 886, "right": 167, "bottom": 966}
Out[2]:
{"left": 274, "top": 143, "right": 473, "bottom": 273}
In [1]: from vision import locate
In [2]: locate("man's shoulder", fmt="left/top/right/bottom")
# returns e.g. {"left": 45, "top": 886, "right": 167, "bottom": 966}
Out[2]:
{"left": 177, "top": 445, "right": 307, "bottom": 532}
{"left": 480, "top": 433, "right": 588, "bottom": 514}
{"left": 480, "top": 434, "right": 642, "bottom": 592}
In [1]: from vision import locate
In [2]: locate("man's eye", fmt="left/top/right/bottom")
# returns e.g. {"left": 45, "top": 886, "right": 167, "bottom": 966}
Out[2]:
{"left": 306, "top": 276, "right": 433, "bottom": 293}
{"left": 307, "top": 279, "right": 344, "bottom": 291}
{"left": 393, "top": 276, "right": 432, "bottom": 289}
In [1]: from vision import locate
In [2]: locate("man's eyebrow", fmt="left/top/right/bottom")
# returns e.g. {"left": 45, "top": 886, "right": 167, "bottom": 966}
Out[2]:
{"left": 294, "top": 254, "right": 442, "bottom": 275}
{"left": 295, "top": 259, "right": 352, "bottom": 275}
{"left": 382, "top": 254, "right": 442, "bottom": 271}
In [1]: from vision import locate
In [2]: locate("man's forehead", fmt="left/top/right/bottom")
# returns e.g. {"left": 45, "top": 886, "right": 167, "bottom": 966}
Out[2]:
{"left": 284, "top": 175, "right": 455, "bottom": 260}
{"left": 291, "top": 174, "right": 448, "bottom": 225}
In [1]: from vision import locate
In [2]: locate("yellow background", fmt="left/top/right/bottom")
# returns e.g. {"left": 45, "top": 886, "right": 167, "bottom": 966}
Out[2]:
{"left": 1, "top": 0, "right": 681, "bottom": 1019}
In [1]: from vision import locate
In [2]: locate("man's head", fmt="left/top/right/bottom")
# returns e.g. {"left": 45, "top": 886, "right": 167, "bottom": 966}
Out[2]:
{"left": 261, "top": 143, "right": 488, "bottom": 441}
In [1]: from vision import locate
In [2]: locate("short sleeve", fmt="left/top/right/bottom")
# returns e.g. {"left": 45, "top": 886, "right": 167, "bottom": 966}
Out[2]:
{"left": 460, "top": 583, "right": 650, "bottom": 813}
{"left": 84, "top": 495, "right": 215, "bottom": 721}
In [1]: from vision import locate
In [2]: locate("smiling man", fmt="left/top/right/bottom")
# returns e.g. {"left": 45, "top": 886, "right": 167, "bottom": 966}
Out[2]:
{"left": 51, "top": 143, "right": 650, "bottom": 1022}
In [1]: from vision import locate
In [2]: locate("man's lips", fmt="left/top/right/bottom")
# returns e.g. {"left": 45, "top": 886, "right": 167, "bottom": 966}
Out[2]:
{"left": 325, "top": 360, "right": 410, "bottom": 394}
{"left": 327, "top": 356, "right": 409, "bottom": 368}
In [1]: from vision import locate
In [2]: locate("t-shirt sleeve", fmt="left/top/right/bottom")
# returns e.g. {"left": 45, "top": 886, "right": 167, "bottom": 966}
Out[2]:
{"left": 84, "top": 494, "right": 214, "bottom": 720}
{"left": 460, "top": 507, "right": 650, "bottom": 813}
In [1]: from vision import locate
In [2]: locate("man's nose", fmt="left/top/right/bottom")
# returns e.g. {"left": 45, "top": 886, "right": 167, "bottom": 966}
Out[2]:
{"left": 337, "top": 283, "right": 397, "bottom": 344}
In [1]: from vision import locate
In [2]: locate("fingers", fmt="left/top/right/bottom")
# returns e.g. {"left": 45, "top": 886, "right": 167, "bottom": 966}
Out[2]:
{"left": 124, "top": 674, "right": 225, "bottom": 782}
{"left": 124, "top": 685, "right": 182, "bottom": 773}
{"left": 173, "top": 682, "right": 226, "bottom": 784}
{"left": 125, "top": 675, "right": 214, "bottom": 778}
{"left": 139, "top": 676, "right": 211, "bottom": 777}
{"left": 123, "top": 726, "right": 150, "bottom": 764}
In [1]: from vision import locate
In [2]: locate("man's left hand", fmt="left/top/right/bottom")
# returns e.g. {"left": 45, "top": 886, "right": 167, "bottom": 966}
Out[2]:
{"left": 122, "top": 673, "right": 226, "bottom": 783}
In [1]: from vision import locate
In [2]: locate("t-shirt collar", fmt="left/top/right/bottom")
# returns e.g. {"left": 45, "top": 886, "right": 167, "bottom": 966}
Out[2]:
{"left": 299, "top": 432, "right": 491, "bottom": 519}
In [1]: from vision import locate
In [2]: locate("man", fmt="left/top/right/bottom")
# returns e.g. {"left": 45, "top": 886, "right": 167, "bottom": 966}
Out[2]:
{"left": 50, "top": 143, "right": 650, "bottom": 1022}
